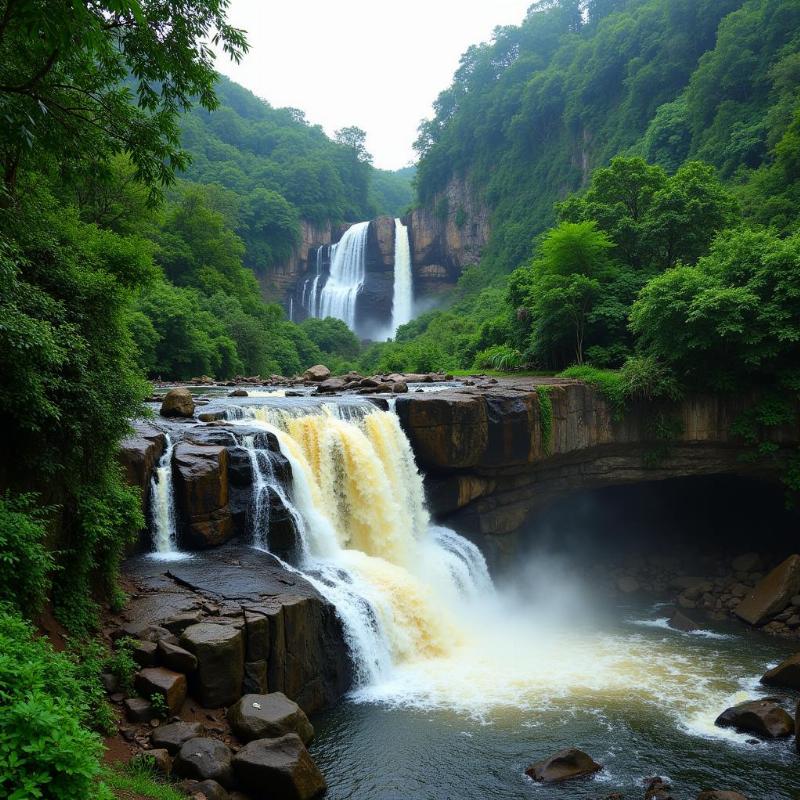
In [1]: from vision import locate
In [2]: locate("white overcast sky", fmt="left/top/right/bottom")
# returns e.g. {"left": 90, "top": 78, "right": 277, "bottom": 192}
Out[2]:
{"left": 214, "top": 0, "right": 533, "bottom": 170}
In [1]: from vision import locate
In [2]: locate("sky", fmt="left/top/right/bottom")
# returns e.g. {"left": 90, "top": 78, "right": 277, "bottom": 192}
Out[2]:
{"left": 214, "top": 0, "right": 533, "bottom": 170}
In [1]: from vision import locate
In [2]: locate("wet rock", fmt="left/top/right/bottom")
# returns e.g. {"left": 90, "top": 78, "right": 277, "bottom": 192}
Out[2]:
{"left": 697, "top": 792, "right": 749, "bottom": 800}
{"left": 227, "top": 692, "right": 314, "bottom": 744}
{"left": 645, "top": 777, "right": 675, "bottom": 799}
{"left": 735, "top": 555, "right": 800, "bottom": 626}
{"left": 668, "top": 609, "right": 698, "bottom": 632}
{"left": 524, "top": 747, "right": 602, "bottom": 783}
{"left": 134, "top": 667, "right": 187, "bottom": 715}
{"left": 232, "top": 733, "right": 326, "bottom": 800}
{"left": 173, "top": 444, "right": 232, "bottom": 548}
{"left": 124, "top": 697, "right": 155, "bottom": 723}
{"left": 392, "top": 381, "right": 408, "bottom": 393}
{"left": 174, "top": 737, "right": 233, "bottom": 788}
{"left": 158, "top": 639, "right": 199, "bottom": 673}
{"left": 161, "top": 388, "right": 196, "bottom": 418}
{"left": 302, "top": 365, "right": 330, "bottom": 382}
{"left": 132, "top": 639, "right": 159, "bottom": 667}
{"left": 151, "top": 721, "right": 205, "bottom": 755}
{"left": 181, "top": 623, "right": 244, "bottom": 708}
{"left": 715, "top": 699, "right": 794, "bottom": 738}
{"left": 229, "top": 389, "right": 248, "bottom": 397}
{"left": 760, "top": 653, "right": 800, "bottom": 690}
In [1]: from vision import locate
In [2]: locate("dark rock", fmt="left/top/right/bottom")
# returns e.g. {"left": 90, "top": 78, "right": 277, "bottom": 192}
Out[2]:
{"left": 760, "top": 653, "right": 800, "bottom": 690}
{"left": 158, "top": 639, "right": 199, "bottom": 673}
{"left": 243, "top": 661, "right": 268, "bottom": 695}
{"left": 163, "top": 610, "right": 205, "bottom": 634}
{"left": 124, "top": 697, "right": 155, "bottom": 723}
{"left": 174, "top": 737, "right": 233, "bottom": 788}
{"left": 161, "top": 388, "right": 196, "bottom": 418}
{"left": 227, "top": 692, "right": 314, "bottom": 744}
{"left": 645, "top": 777, "right": 675, "bottom": 799}
{"left": 244, "top": 610, "right": 270, "bottom": 662}
{"left": 524, "top": 748, "right": 602, "bottom": 783}
{"left": 181, "top": 623, "right": 244, "bottom": 708}
{"left": 118, "top": 421, "right": 166, "bottom": 517}
{"left": 132, "top": 639, "right": 159, "bottom": 667}
{"left": 100, "top": 672, "right": 119, "bottom": 693}
{"left": 229, "top": 389, "right": 248, "bottom": 397}
{"left": 134, "top": 667, "right": 187, "bottom": 715}
{"left": 697, "top": 792, "right": 749, "bottom": 800}
{"left": 735, "top": 555, "right": 800, "bottom": 626}
{"left": 314, "top": 377, "right": 347, "bottom": 394}
{"left": 715, "top": 699, "right": 794, "bottom": 738}
{"left": 392, "top": 382, "right": 408, "bottom": 393}
{"left": 138, "top": 748, "right": 172, "bottom": 776}
{"left": 179, "top": 779, "right": 230, "bottom": 799}
{"left": 151, "top": 721, "right": 205, "bottom": 755}
{"left": 668, "top": 609, "right": 699, "bottom": 632}
{"left": 232, "top": 733, "right": 326, "bottom": 800}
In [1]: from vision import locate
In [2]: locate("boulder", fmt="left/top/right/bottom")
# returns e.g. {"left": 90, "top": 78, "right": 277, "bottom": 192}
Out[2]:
{"left": 524, "top": 748, "right": 602, "bottom": 783}
{"left": 668, "top": 609, "right": 698, "bottom": 632}
{"left": 243, "top": 661, "right": 268, "bottom": 695}
{"left": 131, "top": 639, "right": 158, "bottom": 667}
{"left": 735, "top": 555, "right": 800, "bottom": 626}
{"left": 314, "top": 377, "right": 347, "bottom": 394}
{"left": 715, "top": 699, "right": 794, "bottom": 738}
{"left": 161, "top": 387, "right": 196, "bottom": 418}
{"left": 180, "top": 623, "right": 244, "bottom": 707}
{"left": 302, "top": 365, "right": 330, "bottom": 382}
{"left": 227, "top": 692, "right": 314, "bottom": 744}
{"left": 118, "top": 422, "right": 166, "bottom": 516}
{"left": 232, "top": 733, "right": 326, "bottom": 800}
{"left": 229, "top": 389, "right": 248, "bottom": 397}
{"left": 151, "top": 721, "right": 205, "bottom": 755}
{"left": 760, "top": 653, "right": 800, "bottom": 690}
{"left": 134, "top": 667, "right": 187, "bottom": 715}
{"left": 392, "top": 381, "right": 408, "bottom": 393}
{"left": 180, "top": 779, "right": 229, "bottom": 800}
{"left": 174, "top": 737, "right": 233, "bottom": 788}
{"left": 172, "top": 443, "right": 232, "bottom": 548}
{"left": 158, "top": 639, "right": 199, "bottom": 673}
{"left": 645, "top": 777, "right": 675, "bottom": 799}
{"left": 697, "top": 792, "right": 749, "bottom": 800}
{"left": 123, "top": 696, "right": 154, "bottom": 723}
{"left": 138, "top": 748, "right": 172, "bottom": 776}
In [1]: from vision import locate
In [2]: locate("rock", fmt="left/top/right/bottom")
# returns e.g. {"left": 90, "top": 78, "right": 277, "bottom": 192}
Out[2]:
{"left": 242, "top": 661, "right": 268, "bottom": 695}
{"left": 645, "top": 777, "right": 675, "bottom": 799}
{"left": 229, "top": 389, "right": 248, "bottom": 397}
{"left": 140, "top": 748, "right": 172, "bottom": 776}
{"left": 732, "top": 553, "right": 761, "bottom": 573}
{"left": 617, "top": 576, "right": 640, "bottom": 593}
{"left": 181, "top": 623, "right": 244, "bottom": 707}
{"left": 314, "top": 377, "right": 347, "bottom": 394}
{"left": 227, "top": 692, "right": 314, "bottom": 745}
{"left": 132, "top": 639, "right": 159, "bottom": 667}
{"left": 232, "top": 733, "right": 326, "bottom": 800}
{"left": 524, "top": 747, "right": 602, "bottom": 783}
{"left": 118, "top": 421, "right": 166, "bottom": 517}
{"left": 760, "top": 653, "right": 800, "bottom": 690}
{"left": 124, "top": 697, "right": 155, "bottom": 723}
{"left": 192, "top": 779, "right": 230, "bottom": 799}
{"left": 697, "top": 792, "right": 749, "bottom": 800}
{"left": 100, "top": 672, "right": 118, "bottom": 693}
{"left": 158, "top": 639, "right": 199, "bottom": 673}
{"left": 735, "top": 555, "right": 800, "bottom": 626}
{"left": 302, "top": 365, "right": 330, "bottom": 382}
{"left": 134, "top": 667, "right": 187, "bottom": 715}
{"left": 172, "top": 444, "right": 232, "bottom": 548}
{"left": 668, "top": 608, "right": 698, "bottom": 632}
{"left": 715, "top": 699, "right": 794, "bottom": 738}
{"left": 163, "top": 610, "right": 205, "bottom": 634}
{"left": 161, "top": 387, "right": 196, "bottom": 418}
{"left": 392, "top": 382, "right": 408, "bottom": 393}
{"left": 151, "top": 721, "right": 205, "bottom": 755}
{"left": 174, "top": 737, "right": 233, "bottom": 788}
{"left": 796, "top": 698, "right": 800, "bottom": 754}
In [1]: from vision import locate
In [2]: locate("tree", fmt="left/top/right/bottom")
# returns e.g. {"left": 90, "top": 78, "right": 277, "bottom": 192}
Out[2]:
{"left": 0, "top": 0, "right": 248, "bottom": 197}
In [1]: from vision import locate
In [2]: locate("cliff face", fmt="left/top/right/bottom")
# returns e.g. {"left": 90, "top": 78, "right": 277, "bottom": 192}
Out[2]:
{"left": 405, "top": 176, "right": 491, "bottom": 297}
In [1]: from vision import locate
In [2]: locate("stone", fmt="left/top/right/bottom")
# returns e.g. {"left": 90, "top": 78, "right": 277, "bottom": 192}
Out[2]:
{"left": 124, "top": 697, "right": 155, "bottom": 723}
{"left": 715, "top": 699, "right": 794, "bottom": 738}
{"left": 118, "top": 421, "right": 166, "bottom": 516}
{"left": 302, "top": 365, "right": 330, "bottom": 382}
{"left": 796, "top": 698, "right": 800, "bottom": 754}
{"left": 735, "top": 555, "right": 800, "bottom": 626}
{"left": 151, "top": 721, "right": 205, "bottom": 755}
{"left": 143, "top": 748, "right": 172, "bottom": 776}
{"left": 181, "top": 623, "right": 244, "bottom": 708}
{"left": 131, "top": 639, "right": 159, "bottom": 667}
{"left": 760, "top": 653, "right": 800, "bottom": 690}
{"left": 172, "top": 444, "right": 232, "bottom": 548}
{"left": 243, "top": 661, "right": 268, "bottom": 695}
{"left": 134, "top": 667, "right": 187, "bottom": 715}
{"left": 100, "top": 672, "right": 118, "bottom": 693}
{"left": 232, "top": 733, "right": 326, "bottom": 800}
{"left": 161, "top": 387, "right": 196, "bottom": 418}
{"left": 524, "top": 748, "right": 602, "bottom": 783}
{"left": 392, "top": 382, "right": 408, "bottom": 393}
{"left": 158, "top": 639, "right": 199, "bottom": 673}
{"left": 617, "top": 576, "right": 640, "bottom": 593}
{"left": 645, "top": 777, "right": 675, "bottom": 799}
{"left": 174, "top": 737, "right": 233, "bottom": 788}
{"left": 227, "top": 692, "right": 314, "bottom": 744}
{"left": 732, "top": 553, "right": 761, "bottom": 572}
{"left": 697, "top": 792, "right": 749, "bottom": 800}
{"left": 314, "top": 377, "right": 347, "bottom": 394}
{"left": 190, "top": 779, "right": 230, "bottom": 800}
{"left": 668, "top": 609, "right": 698, "bottom": 632}
{"left": 229, "top": 389, "right": 248, "bottom": 397}
{"left": 163, "top": 610, "right": 205, "bottom": 634}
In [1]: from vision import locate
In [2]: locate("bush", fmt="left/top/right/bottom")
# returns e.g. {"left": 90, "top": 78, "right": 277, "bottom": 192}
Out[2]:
{"left": 0, "top": 606, "right": 112, "bottom": 799}
{"left": 619, "top": 354, "right": 683, "bottom": 402}
{"left": 472, "top": 344, "right": 524, "bottom": 371}
{"left": 0, "top": 494, "right": 54, "bottom": 615}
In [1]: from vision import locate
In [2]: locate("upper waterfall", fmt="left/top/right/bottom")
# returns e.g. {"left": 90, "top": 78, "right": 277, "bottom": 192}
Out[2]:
{"left": 391, "top": 218, "right": 413, "bottom": 335}
{"left": 319, "top": 221, "right": 370, "bottom": 331}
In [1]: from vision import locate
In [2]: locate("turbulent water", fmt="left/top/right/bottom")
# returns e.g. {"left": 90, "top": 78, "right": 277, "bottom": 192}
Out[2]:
{"left": 390, "top": 218, "right": 413, "bottom": 335}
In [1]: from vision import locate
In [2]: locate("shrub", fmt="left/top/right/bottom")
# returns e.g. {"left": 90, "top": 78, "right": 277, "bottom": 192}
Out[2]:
{"left": 619, "top": 355, "right": 683, "bottom": 402}
{"left": 472, "top": 344, "right": 524, "bottom": 372}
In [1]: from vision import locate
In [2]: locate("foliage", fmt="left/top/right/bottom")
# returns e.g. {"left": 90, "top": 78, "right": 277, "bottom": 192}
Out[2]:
{"left": 536, "top": 386, "right": 554, "bottom": 456}
{"left": 106, "top": 638, "right": 138, "bottom": 696}
{"left": 104, "top": 762, "right": 186, "bottom": 800}
{"left": 559, "top": 365, "right": 627, "bottom": 413}
{"left": 472, "top": 345, "right": 523, "bottom": 371}
{"left": 0, "top": 606, "right": 113, "bottom": 799}
{"left": 0, "top": 494, "right": 54, "bottom": 615}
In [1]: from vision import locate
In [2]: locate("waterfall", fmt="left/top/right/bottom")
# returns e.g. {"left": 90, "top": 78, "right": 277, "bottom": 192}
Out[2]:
{"left": 319, "top": 221, "right": 370, "bottom": 330}
{"left": 230, "top": 403, "right": 493, "bottom": 686}
{"left": 149, "top": 433, "right": 179, "bottom": 557}
{"left": 288, "top": 297, "right": 294, "bottom": 322}
{"left": 391, "top": 218, "right": 413, "bottom": 335}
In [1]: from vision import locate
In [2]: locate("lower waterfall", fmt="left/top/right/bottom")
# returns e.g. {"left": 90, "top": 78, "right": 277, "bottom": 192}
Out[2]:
{"left": 149, "top": 433, "right": 179, "bottom": 557}
{"left": 231, "top": 404, "right": 491, "bottom": 686}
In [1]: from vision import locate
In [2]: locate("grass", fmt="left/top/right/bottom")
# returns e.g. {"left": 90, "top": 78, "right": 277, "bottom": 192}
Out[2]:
{"left": 450, "top": 369, "right": 556, "bottom": 378}
{"left": 103, "top": 763, "right": 185, "bottom": 800}
{"left": 558, "top": 365, "right": 626, "bottom": 414}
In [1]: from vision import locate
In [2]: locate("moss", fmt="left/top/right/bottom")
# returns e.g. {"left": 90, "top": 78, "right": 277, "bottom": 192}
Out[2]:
{"left": 536, "top": 385, "right": 553, "bottom": 456}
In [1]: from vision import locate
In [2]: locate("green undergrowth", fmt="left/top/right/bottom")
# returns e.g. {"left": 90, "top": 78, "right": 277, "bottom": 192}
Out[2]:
{"left": 450, "top": 368, "right": 555, "bottom": 378}
{"left": 536, "top": 386, "right": 553, "bottom": 456}
{"left": 559, "top": 365, "right": 627, "bottom": 414}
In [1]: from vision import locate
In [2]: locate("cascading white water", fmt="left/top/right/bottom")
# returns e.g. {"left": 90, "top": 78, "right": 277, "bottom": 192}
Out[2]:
{"left": 319, "top": 221, "right": 370, "bottom": 331}
{"left": 149, "top": 433, "right": 179, "bottom": 557}
{"left": 288, "top": 296, "right": 294, "bottom": 322}
{"left": 390, "top": 218, "right": 413, "bottom": 335}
